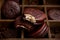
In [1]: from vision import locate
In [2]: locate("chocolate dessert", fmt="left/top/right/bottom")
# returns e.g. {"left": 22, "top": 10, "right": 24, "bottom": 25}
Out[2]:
{"left": 15, "top": 16, "right": 34, "bottom": 31}
{"left": 26, "top": 23, "right": 48, "bottom": 38}
{"left": 1, "top": 1, "right": 20, "bottom": 19}
{"left": 48, "top": 9, "right": 60, "bottom": 20}
{"left": 24, "top": 8, "right": 46, "bottom": 24}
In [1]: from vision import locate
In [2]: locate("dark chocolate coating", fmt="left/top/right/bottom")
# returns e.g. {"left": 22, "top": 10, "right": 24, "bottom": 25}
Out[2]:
{"left": 15, "top": 16, "right": 33, "bottom": 31}
{"left": 27, "top": 23, "right": 48, "bottom": 38}
{"left": 1, "top": 1, "right": 20, "bottom": 19}
{"left": 48, "top": 9, "right": 60, "bottom": 20}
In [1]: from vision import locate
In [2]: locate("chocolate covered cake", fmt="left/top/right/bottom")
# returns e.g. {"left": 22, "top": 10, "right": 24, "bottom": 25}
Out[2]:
{"left": 1, "top": 1, "right": 20, "bottom": 19}
{"left": 24, "top": 8, "right": 46, "bottom": 24}
{"left": 48, "top": 9, "right": 60, "bottom": 20}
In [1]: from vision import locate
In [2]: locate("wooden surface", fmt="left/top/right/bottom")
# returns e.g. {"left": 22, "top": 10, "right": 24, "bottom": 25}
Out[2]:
{"left": 1, "top": 38, "right": 60, "bottom": 40}
{"left": 0, "top": 0, "right": 4, "bottom": 9}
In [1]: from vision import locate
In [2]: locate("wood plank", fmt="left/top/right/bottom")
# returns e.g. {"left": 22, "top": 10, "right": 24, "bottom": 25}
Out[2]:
{"left": 19, "top": 5, "right": 60, "bottom": 7}
{"left": 48, "top": 20, "right": 60, "bottom": 22}
{"left": 45, "top": 5, "right": 60, "bottom": 7}
{"left": 22, "top": 5, "right": 44, "bottom": 7}
{"left": 0, "top": 19, "right": 14, "bottom": 22}
{"left": 1, "top": 38, "right": 60, "bottom": 40}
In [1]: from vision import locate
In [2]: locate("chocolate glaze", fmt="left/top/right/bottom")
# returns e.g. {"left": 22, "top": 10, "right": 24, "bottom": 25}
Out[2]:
{"left": 24, "top": 23, "right": 48, "bottom": 38}
{"left": 48, "top": 9, "right": 60, "bottom": 20}
{"left": 1, "top": 1, "right": 20, "bottom": 19}
{"left": 15, "top": 16, "right": 34, "bottom": 31}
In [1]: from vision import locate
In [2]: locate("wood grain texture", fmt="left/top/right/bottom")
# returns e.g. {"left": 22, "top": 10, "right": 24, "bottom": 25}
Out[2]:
{"left": 1, "top": 38, "right": 59, "bottom": 40}
{"left": 0, "top": 0, "right": 4, "bottom": 9}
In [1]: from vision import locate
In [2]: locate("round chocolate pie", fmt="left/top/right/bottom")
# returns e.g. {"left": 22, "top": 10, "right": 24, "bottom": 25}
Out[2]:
{"left": 1, "top": 1, "right": 20, "bottom": 19}
{"left": 24, "top": 8, "right": 46, "bottom": 24}
{"left": 48, "top": 9, "right": 60, "bottom": 20}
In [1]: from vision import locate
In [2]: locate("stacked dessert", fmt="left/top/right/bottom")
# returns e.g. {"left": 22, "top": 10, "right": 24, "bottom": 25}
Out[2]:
{"left": 15, "top": 8, "right": 48, "bottom": 37}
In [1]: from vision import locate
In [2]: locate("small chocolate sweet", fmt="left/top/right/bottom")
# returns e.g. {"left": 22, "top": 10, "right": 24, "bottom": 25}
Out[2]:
{"left": 1, "top": 1, "right": 20, "bottom": 19}
{"left": 24, "top": 8, "right": 46, "bottom": 24}
{"left": 48, "top": 9, "right": 60, "bottom": 20}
